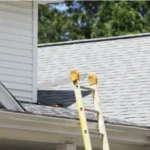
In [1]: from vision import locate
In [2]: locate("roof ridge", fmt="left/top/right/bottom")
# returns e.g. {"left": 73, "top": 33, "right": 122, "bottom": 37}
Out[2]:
{"left": 38, "top": 33, "right": 150, "bottom": 47}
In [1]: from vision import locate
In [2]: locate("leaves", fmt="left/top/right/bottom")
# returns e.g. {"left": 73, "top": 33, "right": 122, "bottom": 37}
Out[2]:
{"left": 38, "top": 1, "right": 150, "bottom": 43}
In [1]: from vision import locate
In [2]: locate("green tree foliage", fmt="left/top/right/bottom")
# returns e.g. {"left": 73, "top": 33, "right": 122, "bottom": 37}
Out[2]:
{"left": 38, "top": 1, "right": 150, "bottom": 43}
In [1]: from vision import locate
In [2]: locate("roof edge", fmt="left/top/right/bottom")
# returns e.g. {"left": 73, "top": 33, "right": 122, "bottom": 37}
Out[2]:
{"left": 0, "top": 109, "right": 149, "bottom": 147}
{"left": 38, "top": 33, "right": 150, "bottom": 48}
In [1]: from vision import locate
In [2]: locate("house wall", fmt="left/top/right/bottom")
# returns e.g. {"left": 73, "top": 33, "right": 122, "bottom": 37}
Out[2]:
{"left": 0, "top": 1, "right": 37, "bottom": 102}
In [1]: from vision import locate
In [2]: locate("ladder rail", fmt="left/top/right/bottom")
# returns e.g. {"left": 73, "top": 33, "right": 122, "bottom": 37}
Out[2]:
{"left": 91, "top": 84, "right": 110, "bottom": 150}
{"left": 88, "top": 74, "right": 110, "bottom": 150}
{"left": 70, "top": 70, "right": 110, "bottom": 150}
{"left": 70, "top": 70, "right": 92, "bottom": 150}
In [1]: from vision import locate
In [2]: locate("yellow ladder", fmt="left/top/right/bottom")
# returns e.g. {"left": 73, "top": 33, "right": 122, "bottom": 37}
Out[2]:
{"left": 70, "top": 70, "right": 110, "bottom": 150}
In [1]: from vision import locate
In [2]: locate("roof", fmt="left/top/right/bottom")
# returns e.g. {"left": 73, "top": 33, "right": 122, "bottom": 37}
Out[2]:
{"left": 38, "top": 33, "right": 150, "bottom": 128}
{"left": 1, "top": 109, "right": 149, "bottom": 148}
{"left": 22, "top": 103, "right": 149, "bottom": 128}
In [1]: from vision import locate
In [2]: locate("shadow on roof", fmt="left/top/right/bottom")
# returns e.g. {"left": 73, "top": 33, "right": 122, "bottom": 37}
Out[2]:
{"left": 38, "top": 90, "right": 91, "bottom": 108}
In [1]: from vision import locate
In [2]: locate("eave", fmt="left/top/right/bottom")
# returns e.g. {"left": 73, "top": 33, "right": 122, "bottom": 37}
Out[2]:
{"left": 0, "top": 110, "right": 149, "bottom": 149}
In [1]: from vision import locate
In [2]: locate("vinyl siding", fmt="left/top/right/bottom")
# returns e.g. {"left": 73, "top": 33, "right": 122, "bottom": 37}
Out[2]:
{"left": 0, "top": 1, "right": 37, "bottom": 102}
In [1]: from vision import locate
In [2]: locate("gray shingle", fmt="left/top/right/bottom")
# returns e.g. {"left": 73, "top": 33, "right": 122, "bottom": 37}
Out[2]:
{"left": 22, "top": 103, "right": 149, "bottom": 128}
{"left": 38, "top": 33, "right": 150, "bottom": 127}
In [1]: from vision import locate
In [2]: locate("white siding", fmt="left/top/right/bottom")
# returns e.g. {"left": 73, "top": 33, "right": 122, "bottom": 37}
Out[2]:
{"left": 0, "top": 1, "right": 37, "bottom": 102}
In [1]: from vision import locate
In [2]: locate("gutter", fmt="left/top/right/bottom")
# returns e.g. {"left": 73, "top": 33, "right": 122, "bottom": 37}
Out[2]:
{"left": 0, "top": 110, "right": 149, "bottom": 148}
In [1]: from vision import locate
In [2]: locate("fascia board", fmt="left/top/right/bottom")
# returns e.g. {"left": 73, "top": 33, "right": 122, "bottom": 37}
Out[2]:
{"left": 0, "top": 110, "right": 149, "bottom": 147}
{"left": 106, "top": 124, "right": 150, "bottom": 146}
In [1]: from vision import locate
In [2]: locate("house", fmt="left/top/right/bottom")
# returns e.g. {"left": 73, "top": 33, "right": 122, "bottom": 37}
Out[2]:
{"left": 38, "top": 33, "right": 150, "bottom": 127}
{"left": 37, "top": 33, "right": 150, "bottom": 150}
{"left": 0, "top": 1, "right": 37, "bottom": 103}
{"left": 0, "top": 1, "right": 150, "bottom": 150}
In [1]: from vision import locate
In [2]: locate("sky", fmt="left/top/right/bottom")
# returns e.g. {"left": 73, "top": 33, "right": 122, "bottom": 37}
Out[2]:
{"left": 55, "top": 3, "right": 68, "bottom": 11}
{"left": 50, "top": 3, "right": 68, "bottom": 12}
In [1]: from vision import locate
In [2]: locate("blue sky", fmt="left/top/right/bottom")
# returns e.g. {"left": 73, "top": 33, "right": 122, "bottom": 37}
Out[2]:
{"left": 50, "top": 3, "right": 68, "bottom": 12}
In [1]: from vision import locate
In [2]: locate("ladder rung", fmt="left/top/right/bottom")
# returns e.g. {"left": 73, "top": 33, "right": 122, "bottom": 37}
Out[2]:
{"left": 85, "top": 108, "right": 100, "bottom": 114}
{"left": 80, "top": 86, "right": 95, "bottom": 91}
{"left": 90, "top": 131, "right": 104, "bottom": 137}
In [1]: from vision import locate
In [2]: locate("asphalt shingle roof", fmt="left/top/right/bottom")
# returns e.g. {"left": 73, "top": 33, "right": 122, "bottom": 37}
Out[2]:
{"left": 22, "top": 103, "right": 147, "bottom": 128}
{"left": 37, "top": 33, "right": 150, "bottom": 127}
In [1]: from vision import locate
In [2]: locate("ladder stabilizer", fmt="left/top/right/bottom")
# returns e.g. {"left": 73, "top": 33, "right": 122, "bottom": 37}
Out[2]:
{"left": 80, "top": 86, "right": 95, "bottom": 91}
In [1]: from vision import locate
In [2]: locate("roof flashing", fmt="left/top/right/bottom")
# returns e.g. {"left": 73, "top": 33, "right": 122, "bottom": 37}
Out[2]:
{"left": 0, "top": 82, "right": 25, "bottom": 112}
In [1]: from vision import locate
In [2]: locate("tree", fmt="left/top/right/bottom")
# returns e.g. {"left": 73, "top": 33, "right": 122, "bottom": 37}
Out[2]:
{"left": 38, "top": 4, "right": 68, "bottom": 43}
{"left": 38, "top": 1, "right": 150, "bottom": 43}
